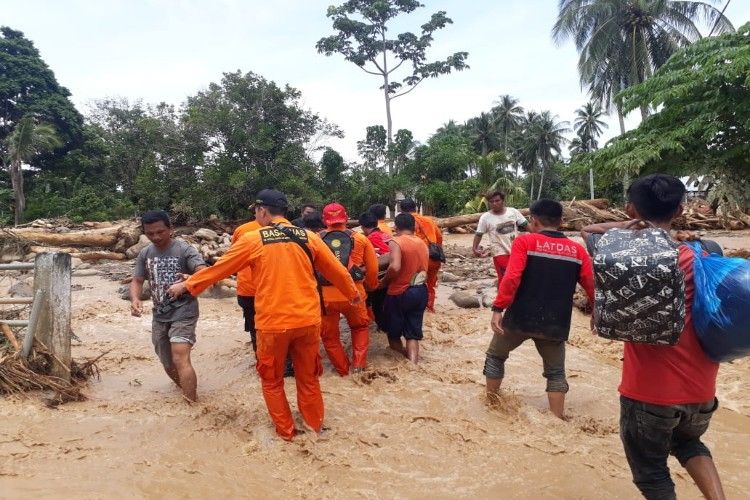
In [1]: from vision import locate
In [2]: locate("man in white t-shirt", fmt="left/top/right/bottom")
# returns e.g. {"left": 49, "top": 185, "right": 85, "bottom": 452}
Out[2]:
{"left": 472, "top": 190, "right": 528, "bottom": 286}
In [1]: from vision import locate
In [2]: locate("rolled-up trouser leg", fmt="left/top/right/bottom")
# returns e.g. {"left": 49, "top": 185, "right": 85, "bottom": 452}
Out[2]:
{"left": 288, "top": 325, "right": 324, "bottom": 433}
{"left": 321, "top": 302, "right": 350, "bottom": 376}
{"left": 344, "top": 301, "right": 371, "bottom": 369}
{"left": 255, "top": 329, "right": 295, "bottom": 439}
{"left": 532, "top": 338, "right": 569, "bottom": 393}
{"left": 483, "top": 329, "right": 527, "bottom": 380}
{"left": 425, "top": 260, "right": 441, "bottom": 311}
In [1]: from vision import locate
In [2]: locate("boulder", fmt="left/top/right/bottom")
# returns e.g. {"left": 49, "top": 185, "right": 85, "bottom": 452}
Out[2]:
{"left": 440, "top": 271, "right": 462, "bottom": 283}
{"left": 125, "top": 234, "right": 151, "bottom": 259}
{"left": 119, "top": 280, "right": 151, "bottom": 301}
{"left": 9, "top": 281, "right": 33, "bottom": 297}
{"left": 194, "top": 228, "right": 219, "bottom": 241}
{"left": 449, "top": 290, "right": 482, "bottom": 308}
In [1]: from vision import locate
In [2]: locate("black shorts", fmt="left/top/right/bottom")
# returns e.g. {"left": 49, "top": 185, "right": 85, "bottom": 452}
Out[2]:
{"left": 384, "top": 285, "right": 428, "bottom": 340}
{"left": 237, "top": 295, "right": 256, "bottom": 333}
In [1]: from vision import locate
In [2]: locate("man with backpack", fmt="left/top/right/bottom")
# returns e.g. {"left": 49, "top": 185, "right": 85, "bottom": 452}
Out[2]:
{"left": 319, "top": 203, "right": 379, "bottom": 375}
{"left": 582, "top": 174, "right": 724, "bottom": 500}
{"left": 399, "top": 199, "right": 444, "bottom": 312}
{"left": 167, "top": 190, "right": 359, "bottom": 440}
{"left": 484, "top": 200, "right": 594, "bottom": 419}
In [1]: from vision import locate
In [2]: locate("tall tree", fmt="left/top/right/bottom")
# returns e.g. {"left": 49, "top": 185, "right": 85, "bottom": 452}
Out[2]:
{"left": 316, "top": 0, "right": 468, "bottom": 174}
{"left": 491, "top": 94, "right": 524, "bottom": 159}
{"left": 4, "top": 116, "right": 61, "bottom": 225}
{"left": 528, "top": 111, "right": 569, "bottom": 200}
{"left": 467, "top": 112, "right": 497, "bottom": 157}
{"left": 553, "top": 0, "right": 733, "bottom": 119}
{"left": 0, "top": 27, "right": 82, "bottom": 155}
{"left": 578, "top": 23, "right": 750, "bottom": 211}
{"left": 573, "top": 101, "right": 607, "bottom": 152}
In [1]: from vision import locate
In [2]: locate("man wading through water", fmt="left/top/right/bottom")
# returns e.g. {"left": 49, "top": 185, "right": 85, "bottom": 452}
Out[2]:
{"left": 168, "top": 190, "right": 358, "bottom": 440}
{"left": 131, "top": 210, "right": 206, "bottom": 402}
{"left": 473, "top": 190, "right": 528, "bottom": 288}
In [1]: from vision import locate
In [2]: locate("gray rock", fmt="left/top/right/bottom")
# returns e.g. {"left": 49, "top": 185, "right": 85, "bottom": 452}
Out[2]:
{"left": 9, "top": 281, "right": 33, "bottom": 297}
{"left": 449, "top": 290, "right": 482, "bottom": 308}
{"left": 440, "top": 271, "right": 462, "bottom": 283}
{"left": 71, "top": 257, "right": 83, "bottom": 269}
{"left": 194, "top": 228, "right": 219, "bottom": 241}
{"left": 125, "top": 234, "right": 151, "bottom": 259}
{"left": 119, "top": 280, "right": 151, "bottom": 301}
{"left": 73, "top": 269, "right": 100, "bottom": 277}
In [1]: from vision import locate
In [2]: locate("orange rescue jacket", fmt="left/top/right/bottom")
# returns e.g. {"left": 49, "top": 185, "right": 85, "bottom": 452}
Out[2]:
{"left": 185, "top": 218, "right": 358, "bottom": 331}
{"left": 231, "top": 220, "right": 261, "bottom": 297}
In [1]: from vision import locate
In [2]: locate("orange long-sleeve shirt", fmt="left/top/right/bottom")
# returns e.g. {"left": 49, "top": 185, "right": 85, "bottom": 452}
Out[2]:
{"left": 231, "top": 220, "right": 262, "bottom": 296}
{"left": 185, "top": 217, "right": 358, "bottom": 331}
{"left": 412, "top": 213, "right": 443, "bottom": 246}
{"left": 319, "top": 224, "right": 379, "bottom": 303}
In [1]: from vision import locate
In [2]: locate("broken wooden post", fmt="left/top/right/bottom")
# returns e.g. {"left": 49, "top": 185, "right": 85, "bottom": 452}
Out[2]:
{"left": 33, "top": 253, "right": 71, "bottom": 381}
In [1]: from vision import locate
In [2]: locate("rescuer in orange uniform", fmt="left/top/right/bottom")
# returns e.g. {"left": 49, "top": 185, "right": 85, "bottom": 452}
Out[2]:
{"left": 168, "top": 189, "right": 358, "bottom": 440}
{"left": 398, "top": 198, "right": 443, "bottom": 312}
{"left": 369, "top": 203, "right": 393, "bottom": 236}
{"left": 319, "top": 203, "right": 379, "bottom": 375}
{"left": 232, "top": 218, "right": 261, "bottom": 351}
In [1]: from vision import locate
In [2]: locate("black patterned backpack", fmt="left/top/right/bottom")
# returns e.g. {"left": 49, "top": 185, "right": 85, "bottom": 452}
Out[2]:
{"left": 592, "top": 227, "right": 685, "bottom": 345}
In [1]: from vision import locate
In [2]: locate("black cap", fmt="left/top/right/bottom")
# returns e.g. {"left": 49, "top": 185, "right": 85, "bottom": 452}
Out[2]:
{"left": 254, "top": 189, "right": 288, "bottom": 208}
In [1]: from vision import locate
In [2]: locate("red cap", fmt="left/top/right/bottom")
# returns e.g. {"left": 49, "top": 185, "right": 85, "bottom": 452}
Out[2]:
{"left": 322, "top": 203, "right": 348, "bottom": 225}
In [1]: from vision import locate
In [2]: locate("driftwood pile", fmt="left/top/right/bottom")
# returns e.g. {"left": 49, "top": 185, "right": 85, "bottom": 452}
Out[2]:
{"left": 0, "top": 219, "right": 234, "bottom": 265}
{"left": 439, "top": 198, "right": 750, "bottom": 233}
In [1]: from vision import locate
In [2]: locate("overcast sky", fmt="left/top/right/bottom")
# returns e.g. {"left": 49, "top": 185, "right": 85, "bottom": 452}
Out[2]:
{"left": 5, "top": 0, "right": 748, "bottom": 161}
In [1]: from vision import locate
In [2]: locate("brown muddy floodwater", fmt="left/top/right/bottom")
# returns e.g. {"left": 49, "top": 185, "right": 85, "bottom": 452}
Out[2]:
{"left": 1, "top": 231, "right": 749, "bottom": 499}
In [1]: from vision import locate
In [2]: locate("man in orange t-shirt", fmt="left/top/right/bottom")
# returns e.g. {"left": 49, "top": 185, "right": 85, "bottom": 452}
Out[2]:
{"left": 168, "top": 189, "right": 358, "bottom": 440}
{"left": 319, "top": 203, "right": 379, "bottom": 375}
{"left": 379, "top": 213, "right": 429, "bottom": 364}
{"left": 399, "top": 198, "right": 442, "bottom": 312}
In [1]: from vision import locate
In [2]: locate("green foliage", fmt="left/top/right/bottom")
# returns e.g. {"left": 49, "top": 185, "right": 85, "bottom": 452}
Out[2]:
{"left": 577, "top": 24, "right": 750, "bottom": 209}
{"left": 419, "top": 178, "right": 481, "bottom": 217}
{"left": 0, "top": 26, "right": 83, "bottom": 157}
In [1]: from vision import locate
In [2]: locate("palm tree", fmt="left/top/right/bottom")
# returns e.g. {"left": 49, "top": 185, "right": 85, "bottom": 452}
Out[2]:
{"left": 553, "top": 0, "right": 732, "bottom": 195}
{"left": 467, "top": 112, "right": 497, "bottom": 157}
{"left": 574, "top": 101, "right": 608, "bottom": 152}
{"left": 4, "top": 116, "right": 62, "bottom": 225}
{"left": 553, "top": 0, "right": 733, "bottom": 119}
{"left": 529, "top": 111, "right": 569, "bottom": 200}
{"left": 491, "top": 95, "right": 524, "bottom": 160}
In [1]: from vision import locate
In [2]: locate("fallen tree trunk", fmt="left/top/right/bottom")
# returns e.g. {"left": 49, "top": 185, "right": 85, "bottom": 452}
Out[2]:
{"left": 71, "top": 251, "right": 127, "bottom": 261}
{"left": 437, "top": 214, "right": 482, "bottom": 229}
{"left": 11, "top": 226, "right": 125, "bottom": 248}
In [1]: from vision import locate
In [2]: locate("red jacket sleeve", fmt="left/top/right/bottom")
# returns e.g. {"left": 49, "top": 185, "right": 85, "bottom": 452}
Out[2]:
{"left": 493, "top": 236, "right": 528, "bottom": 309}
{"left": 578, "top": 245, "right": 595, "bottom": 304}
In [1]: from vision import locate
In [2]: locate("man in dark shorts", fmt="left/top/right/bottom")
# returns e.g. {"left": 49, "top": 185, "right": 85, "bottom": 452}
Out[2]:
{"left": 379, "top": 213, "right": 428, "bottom": 364}
{"left": 581, "top": 174, "right": 725, "bottom": 500}
{"left": 484, "top": 200, "right": 594, "bottom": 419}
{"left": 130, "top": 210, "right": 206, "bottom": 402}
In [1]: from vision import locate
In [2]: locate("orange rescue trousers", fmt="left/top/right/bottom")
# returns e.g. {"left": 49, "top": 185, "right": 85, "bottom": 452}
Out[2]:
{"left": 426, "top": 260, "right": 441, "bottom": 311}
{"left": 321, "top": 301, "right": 370, "bottom": 376}
{"left": 255, "top": 325, "right": 324, "bottom": 440}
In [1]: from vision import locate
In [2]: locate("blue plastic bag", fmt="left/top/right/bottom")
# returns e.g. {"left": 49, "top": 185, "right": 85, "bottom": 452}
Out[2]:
{"left": 690, "top": 242, "right": 750, "bottom": 362}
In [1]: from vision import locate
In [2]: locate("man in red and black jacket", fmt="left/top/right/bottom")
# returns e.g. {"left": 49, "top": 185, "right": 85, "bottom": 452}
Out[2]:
{"left": 484, "top": 199, "right": 594, "bottom": 419}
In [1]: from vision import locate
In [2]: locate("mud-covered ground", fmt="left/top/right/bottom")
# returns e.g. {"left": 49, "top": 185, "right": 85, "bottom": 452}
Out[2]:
{"left": 0, "top": 231, "right": 748, "bottom": 499}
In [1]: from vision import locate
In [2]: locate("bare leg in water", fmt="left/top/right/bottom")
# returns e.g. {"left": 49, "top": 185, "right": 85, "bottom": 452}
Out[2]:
{"left": 406, "top": 339, "right": 419, "bottom": 364}
{"left": 164, "top": 366, "right": 181, "bottom": 387}
{"left": 388, "top": 337, "right": 408, "bottom": 358}
{"left": 170, "top": 343, "right": 197, "bottom": 402}
{"left": 486, "top": 377, "right": 502, "bottom": 396}
{"left": 547, "top": 392, "right": 565, "bottom": 420}
{"left": 685, "top": 456, "right": 725, "bottom": 500}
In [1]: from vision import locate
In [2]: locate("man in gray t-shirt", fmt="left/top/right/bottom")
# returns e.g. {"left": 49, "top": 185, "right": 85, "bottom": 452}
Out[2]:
{"left": 131, "top": 210, "right": 206, "bottom": 402}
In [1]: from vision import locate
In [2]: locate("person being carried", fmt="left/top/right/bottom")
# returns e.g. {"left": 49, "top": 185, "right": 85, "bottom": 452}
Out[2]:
{"left": 398, "top": 198, "right": 442, "bottom": 312}
{"left": 319, "top": 203, "right": 379, "bottom": 375}
{"left": 472, "top": 190, "right": 528, "bottom": 287}
{"left": 368, "top": 203, "right": 393, "bottom": 236}
{"left": 168, "top": 190, "right": 358, "bottom": 440}
{"left": 581, "top": 174, "right": 725, "bottom": 500}
{"left": 380, "top": 213, "right": 429, "bottom": 364}
{"left": 484, "top": 200, "right": 593, "bottom": 419}
{"left": 130, "top": 210, "right": 206, "bottom": 402}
